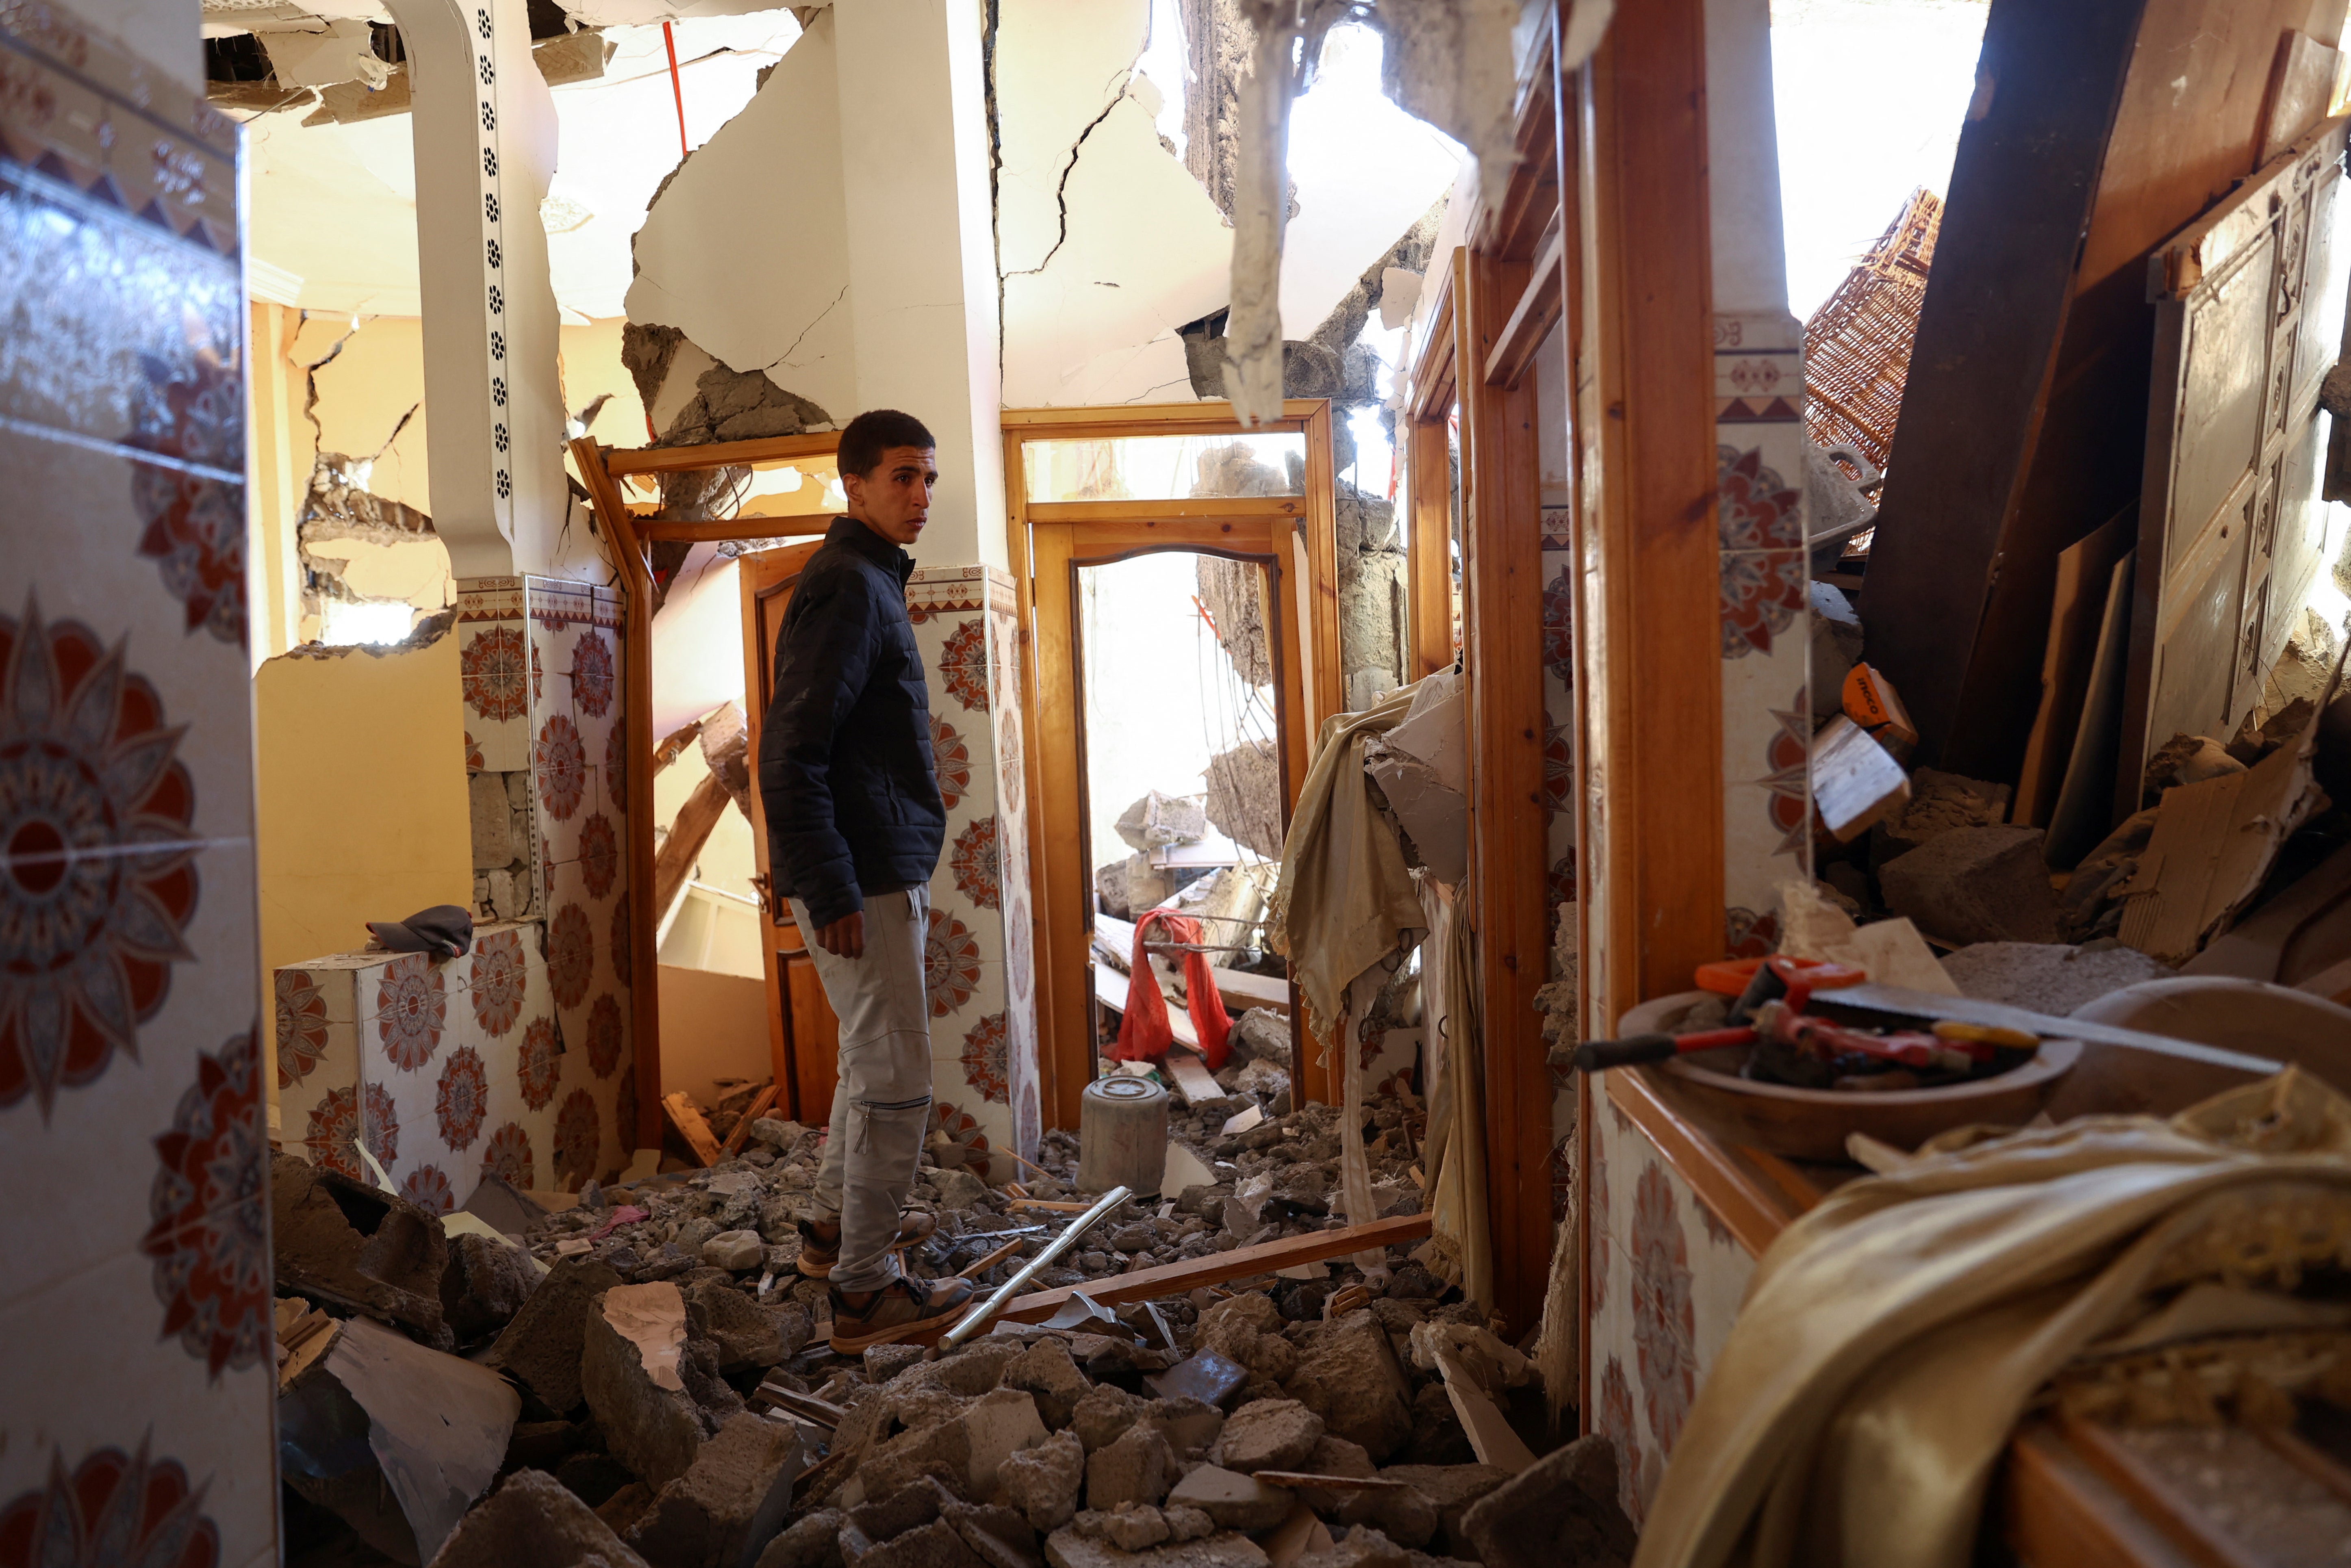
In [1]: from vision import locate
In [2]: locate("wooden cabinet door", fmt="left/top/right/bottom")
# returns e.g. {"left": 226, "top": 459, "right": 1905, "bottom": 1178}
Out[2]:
{"left": 738, "top": 541, "right": 839, "bottom": 1124}
{"left": 2125, "top": 116, "right": 2348, "bottom": 817}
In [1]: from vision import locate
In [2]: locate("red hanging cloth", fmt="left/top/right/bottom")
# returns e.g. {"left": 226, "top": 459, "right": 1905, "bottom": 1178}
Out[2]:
{"left": 1108, "top": 909, "right": 1233, "bottom": 1070}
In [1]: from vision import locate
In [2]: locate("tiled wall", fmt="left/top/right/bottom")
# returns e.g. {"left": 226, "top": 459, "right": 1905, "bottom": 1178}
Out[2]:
{"left": 0, "top": 4, "right": 280, "bottom": 1562}
{"left": 277, "top": 575, "right": 636, "bottom": 1202}
{"left": 1587, "top": 1093, "right": 1756, "bottom": 1527}
{"left": 1715, "top": 310, "right": 1813, "bottom": 953}
{"left": 907, "top": 564, "right": 1042, "bottom": 1162}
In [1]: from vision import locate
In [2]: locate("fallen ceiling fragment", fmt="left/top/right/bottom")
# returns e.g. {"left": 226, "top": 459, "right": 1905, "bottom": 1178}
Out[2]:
{"left": 623, "top": 9, "right": 854, "bottom": 416}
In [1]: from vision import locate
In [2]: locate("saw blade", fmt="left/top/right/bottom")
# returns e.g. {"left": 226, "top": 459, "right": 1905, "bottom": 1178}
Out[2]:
{"left": 1811, "top": 982, "right": 2282, "bottom": 1077}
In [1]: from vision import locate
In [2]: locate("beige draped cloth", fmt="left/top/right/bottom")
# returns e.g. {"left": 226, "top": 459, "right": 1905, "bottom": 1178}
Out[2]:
{"left": 1265, "top": 680, "right": 1426, "bottom": 1045}
{"left": 1415, "top": 869, "right": 1491, "bottom": 1307}
{"left": 1632, "top": 1069, "right": 2351, "bottom": 1568}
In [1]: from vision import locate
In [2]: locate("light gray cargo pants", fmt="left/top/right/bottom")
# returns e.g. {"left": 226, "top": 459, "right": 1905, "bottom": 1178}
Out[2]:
{"left": 789, "top": 885, "right": 932, "bottom": 1292}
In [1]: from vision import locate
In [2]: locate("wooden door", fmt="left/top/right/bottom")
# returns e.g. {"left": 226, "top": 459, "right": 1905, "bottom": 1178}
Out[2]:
{"left": 738, "top": 541, "right": 840, "bottom": 1123}
{"left": 2125, "top": 116, "right": 2347, "bottom": 816}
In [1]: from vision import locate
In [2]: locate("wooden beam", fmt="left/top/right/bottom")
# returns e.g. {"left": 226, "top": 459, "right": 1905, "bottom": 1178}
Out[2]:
{"left": 995, "top": 1213, "right": 1433, "bottom": 1322}
{"left": 653, "top": 769, "right": 733, "bottom": 928}
{"left": 1025, "top": 497, "right": 1307, "bottom": 525}
{"left": 635, "top": 515, "right": 834, "bottom": 543}
{"left": 1407, "top": 265, "right": 1460, "bottom": 426}
{"left": 1486, "top": 225, "right": 1566, "bottom": 389}
{"left": 717, "top": 1083, "right": 778, "bottom": 1158}
{"left": 602, "top": 430, "right": 839, "bottom": 477}
{"left": 1461, "top": 246, "right": 1554, "bottom": 1337}
{"left": 1000, "top": 399, "right": 1330, "bottom": 435}
{"left": 1579, "top": 0, "right": 1722, "bottom": 1026}
{"left": 653, "top": 715, "right": 707, "bottom": 774}
{"left": 662, "top": 1091, "right": 724, "bottom": 1167}
{"left": 1406, "top": 418, "right": 1455, "bottom": 679}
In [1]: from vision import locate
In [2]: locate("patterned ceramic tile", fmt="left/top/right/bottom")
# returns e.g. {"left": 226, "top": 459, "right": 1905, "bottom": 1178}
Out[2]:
{"left": 1589, "top": 1093, "right": 1756, "bottom": 1528}
{"left": 1, "top": 7, "right": 274, "bottom": 1560}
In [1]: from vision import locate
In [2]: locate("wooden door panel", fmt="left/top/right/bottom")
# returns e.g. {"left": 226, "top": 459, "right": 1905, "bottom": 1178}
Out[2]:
{"left": 2127, "top": 116, "right": 2347, "bottom": 814}
{"left": 737, "top": 541, "right": 840, "bottom": 1124}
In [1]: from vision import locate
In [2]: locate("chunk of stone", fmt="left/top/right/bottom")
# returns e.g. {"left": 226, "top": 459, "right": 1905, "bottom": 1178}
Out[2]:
{"left": 1165, "top": 1467, "right": 1289, "bottom": 1533}
{"left": 861, "top": 1520, "right": 987, "bottom": 1568}
{"left": 961, "top": 1388, "right": 1053, "bottom": 1493}
{"left": 868, "top": 1342, "right": 930, "bottom": 1382}
{"left": 851, "top": 1475, "right": 956, "bottom": 1542}
{"left": 754, "top": 1509, "right": 844, "bottom": 1568}
{"left": 1042, "top": 1527, "right": 1271, "bottom": 1568}
{"left": 998, "top": 1430, "right": 1085, "bottom": 1533}
{"left": 1880, "top": 825, "right": 2061, "bottom": 946}
{"left": 1071, "top": 1384, "right": 1142, "bottom": 1453}
{"left": 687, "top": 1277, "right": 787, "bottom": 1374}
{"left": 582, "top": 1283, "right": 709, "bottom": 1487}
{"left": 1283, "top": 1313, "right": 1413, "bottom": 1462}
{"left": 1146, "top": 1353, "right": 1249, "bottom": 1412}
{"left": 1370, "top": 1467, "right": 1511, "bottom": 1557}
{"left": 624, "top": 1413, "right": 800, "bottom": 1568}
{"left": 443, "top": 1230, "right": 537, "bottom": 1344}
{"left": 935, "top": 1168, "right": 990, "bottom": 1210}
{"left": 1100, "top": 1507, "right": 1171, "bottom": 1551}
{"left": 1214, "top": 1399, "right": 1324, "bottom": 1472}
{"left": 1007, "top": 1340, "right": 1093, "bottom": 1430}
{"left": 704, "top": 1229, "right": 767, "bottom": 1271}
{"left": 1940, "top": 941, "right": 2174, "bottom": 1015}
{"left": 943, "top": 1501, "right": 1044, "bottom": 1568}
{"left": 1138, "top": 1397, "right": 1223, "bottom": 1456}
{"left": 1457, "top": 1438, "right": 1634, "bottom": 1568}
{"left": 1294, "top": 1526, "right": 1410, "bottom": 1568}
{"left": 426, "top": 1468, "right": 651, "bottom": 1568}
{"left": 1869, "top": 768, "right": 2012, "bottom": 870}
{"left": 1087, "top": 1425, "right": 1174, "bottom": 1511}
{"left": 1117, "top": 790, "right": 1208, "bottom": 850}
{"left": 1332, "top": 1489, "right": 1439, "bottom": 1550}
{"left": 271, "top": 1151, "right": 449, "bottom": 1341}
{"left": 1160, "top": 1508, "right": 1214, "bottom": 1545}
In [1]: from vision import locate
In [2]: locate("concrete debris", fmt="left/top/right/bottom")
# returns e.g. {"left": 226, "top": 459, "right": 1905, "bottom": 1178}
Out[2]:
{"left": 276, "top": 1020, "right": 1493, "bottom": 1568}
{"left": 1880, "top": 825, "right": 2062, "bottom": 946}
{"left": 1941, "top": 941, "right": 2176, "bottom": 1015}
{"left": 1207, "top": 740, "right": 1286, "bottom": 861}
{"left": 624, "top": 1414, "right": 801, "bottom": 1568}
{"left": 1198, "top": 556, "right": 1276, "bottom": 689}
{"left": 1810, "top": 716, "right": 1911, "bottom": 844}
{"left": 2140, "top": 733, "right": 2245, "bottom": 807}
{"left": 1869, "top": 768, "right": 2012, "bottom": 870}
{"left": 1118, "top": 792, "right": 1211, "bottom": 852}
{"left": 272, "top": 1151, "right": 451, "bottom": 1344}
{"left": 1802, "top": 442, "right": 1880, "bottom": 573}
{"left": 1457, "top": 1437, "right": 1634, "bottom": 1568}
{"left": 427, "top": 1469, "right": 652, "bottom": 1568}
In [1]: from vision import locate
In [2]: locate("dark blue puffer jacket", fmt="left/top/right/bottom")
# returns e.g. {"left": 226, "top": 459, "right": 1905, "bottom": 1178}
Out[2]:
{"left": 757, "top": 516, "right": 945, "bottom": 928}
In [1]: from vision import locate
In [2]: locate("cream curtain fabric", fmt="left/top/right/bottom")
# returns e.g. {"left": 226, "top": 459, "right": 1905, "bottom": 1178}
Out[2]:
{"left": 1633, "top": 1069, "right": 2351, "bottom": 1568}
{"left": 1415, "top": 870, "right": 1492, "bottom": 1309}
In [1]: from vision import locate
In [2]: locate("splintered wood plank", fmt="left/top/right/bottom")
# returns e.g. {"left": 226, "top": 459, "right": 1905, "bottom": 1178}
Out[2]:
{"left": 994, "top": 1214, "right": 1432, "bottom": 1324}
{"left": 1434, "top": 1348, "right": 1537, "bottom": 1472}
{"left": 717, "top": 1084, "right": 778, "bottom": 1159}
{"left": 662, "top": 1092, "right": 724, "bottom": 1167}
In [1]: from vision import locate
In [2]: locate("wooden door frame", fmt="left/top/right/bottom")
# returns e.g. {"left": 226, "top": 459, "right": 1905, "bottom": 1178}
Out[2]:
{"left": 1003, "top": 401, "right": 1342, "bottom": 1133}
{"left": 737, "top": 541, "right": 834, "bottom": 1122}
{"left": 570, "top": 431, "right": 842, "bottom": 1149}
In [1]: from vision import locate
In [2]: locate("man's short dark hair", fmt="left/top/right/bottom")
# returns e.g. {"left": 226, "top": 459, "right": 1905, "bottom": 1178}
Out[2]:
{"left": 838, "top": 409, "right": 936, "bottom": 479}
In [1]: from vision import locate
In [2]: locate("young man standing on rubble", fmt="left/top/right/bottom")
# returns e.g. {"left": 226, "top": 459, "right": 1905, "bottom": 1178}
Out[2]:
{"left": 760, "top": 408, "right": 977, "bottom": 1351}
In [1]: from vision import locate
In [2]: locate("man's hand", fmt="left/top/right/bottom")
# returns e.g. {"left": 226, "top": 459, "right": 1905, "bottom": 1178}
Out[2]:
{"left": 814, "top": 911, "right": 865, "bottom": 959}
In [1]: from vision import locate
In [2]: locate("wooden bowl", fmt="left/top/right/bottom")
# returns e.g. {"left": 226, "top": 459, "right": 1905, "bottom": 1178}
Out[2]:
{"left": 1619, "top": 991, "right": 2084, "bottom": 1164}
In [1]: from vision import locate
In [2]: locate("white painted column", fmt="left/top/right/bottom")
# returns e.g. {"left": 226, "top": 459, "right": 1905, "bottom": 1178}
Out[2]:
{"left": 389, "top": 0, "right": 565, "bottom": 577}
{"left": 831, "top": 0, "right": 1008, "bottom": 570}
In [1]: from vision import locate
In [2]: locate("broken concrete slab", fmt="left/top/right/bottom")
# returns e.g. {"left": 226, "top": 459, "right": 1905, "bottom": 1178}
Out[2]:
{"left": 1007, "top": 1338, "right": 1094, "bottom": 1430}
{"left": 273, "top": 1150, "right": 451, "bottom": 1343}
{"left": 485, "top": 1254, "right": 625, "bottom": 1414}
{"left": 1941, "top": 941, "right": 2175, "bottom": 1015}
{"left": 863, "top": 1519, "right": 989, "bottom": 1568}
{"left": 281, "top": 1314, "right": 522, "bottom": 1564}
{"left": 944, "top": 1502, "right": 1046, "bottom": 1568}
{"left": 1361, "top": 738, "right": 1466, "bottom": 887}
{"left": 1215, "top": 1400, "right": 1324, "bottom": 1473}
{"left": 425, "top": 1468, "right": 651, "bottom": 1568}
{"left": 1118, "top": 792, "right": 1209, "bottom": 851}
{"left": 1880, "top": 825, "right": 2062, "bottom": 946}
{"left": 1166, "top": 1467, "right": 1291, "bottom": 1534}
{"left": 1457, "top": 1437, "right": 1634, "bottom": 1568}
{"left": 443, "top": 1228, "right": 538, "bottom": 1345}
{"left": 1283, "top": 1313, "right": 1413, "bottom": 1463}
{"left": 583, "top": 1282, "right": 711, "bottom": 1487}
{"left": 1086, "top": 1425, "right": 1174, "bottom": 1511}
{"left": 623, "top": 1413, "right": 801, "bottom": 1568}
{"left": 1000, "top": 1429, "right": 1087, "bottom": 1534}
{"left": 1870, "top": 768, "right": 2013, "bottom": 870}
{"left": 1043, "top": 1528, "right": 1272, "bottom": 1568}
{"left": 756, "top": 1510, "right": 846, "bottom": 1568}
{"left": 704, "top": 1229, "right": 766, "bottom": 1271}
{"left": 1810, "top": 716, "right": 1912, "bottom": 844}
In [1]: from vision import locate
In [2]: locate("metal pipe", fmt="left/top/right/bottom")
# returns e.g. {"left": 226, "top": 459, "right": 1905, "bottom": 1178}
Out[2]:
{"left": 936, "top": 1184, "right": 1132, "bottom": 1351}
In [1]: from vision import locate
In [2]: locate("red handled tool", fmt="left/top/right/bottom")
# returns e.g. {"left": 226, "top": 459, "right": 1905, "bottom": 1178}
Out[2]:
{"left": 1570, "top": 956, "right": 1869, "bottom": 1074}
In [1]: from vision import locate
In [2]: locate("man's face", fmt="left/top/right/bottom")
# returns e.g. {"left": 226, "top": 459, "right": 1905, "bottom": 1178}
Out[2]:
{"left": 843, "top": 446, "right": 938, "bottom": 547}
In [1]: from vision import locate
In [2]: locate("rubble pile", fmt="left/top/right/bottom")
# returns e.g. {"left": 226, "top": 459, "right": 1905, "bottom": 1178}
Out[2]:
{"left": 267, "top": 1000, "right": 1587, "bottom": 1568}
